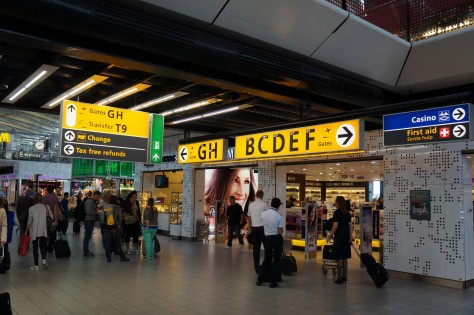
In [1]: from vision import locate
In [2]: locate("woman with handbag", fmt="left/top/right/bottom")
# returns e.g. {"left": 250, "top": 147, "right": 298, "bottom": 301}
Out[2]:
{"left": 0, "top": 198, "right": 7, "bottom": 249}
{"left": 122, "top": 191, "right": 141, "bottom": 255}
{"left": 25, "top": 193, "right": 53, "bottom": 271}
{"left": 141, "top": 198, "right": 158, "bottom": 260}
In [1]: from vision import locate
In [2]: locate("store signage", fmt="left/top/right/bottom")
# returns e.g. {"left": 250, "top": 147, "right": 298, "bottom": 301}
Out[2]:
{"left": 178, "top": 139, "right": 226, "bottom": 164}
{"left": 59, "top": 100, "right": 150, "bottom": 162}
{"left": 235, "top": 119, "right": 364, "bottom": 159}
{"left": 383, "top": 103, "right": 473, "bottom": 146}
{"left": 149, "top": 114, "right": 164, "bottom": 164}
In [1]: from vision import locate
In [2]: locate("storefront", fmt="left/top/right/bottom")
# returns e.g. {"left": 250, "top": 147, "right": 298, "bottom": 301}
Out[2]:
{"left": 141, "top": 170, "right": 183, "bottom": 236}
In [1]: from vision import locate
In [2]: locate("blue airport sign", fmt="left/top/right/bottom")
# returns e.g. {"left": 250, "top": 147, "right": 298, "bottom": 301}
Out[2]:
{"left": 383, "top": 103, "right": 473, "bottom": 146}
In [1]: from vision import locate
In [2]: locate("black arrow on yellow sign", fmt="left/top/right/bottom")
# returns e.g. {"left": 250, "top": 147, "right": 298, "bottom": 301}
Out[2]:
{"left": 337, "top": 126, "right": 354, "bottom": 145}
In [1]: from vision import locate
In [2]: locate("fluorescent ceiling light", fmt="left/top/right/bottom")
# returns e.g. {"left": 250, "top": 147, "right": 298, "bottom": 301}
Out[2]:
{"left": 160, "top": 98, "right": 222, "bottom": 116}
{"left": 169, "top": 104, "right": 251, "bottom": 125}
{"left": 96, "top": 83, "right": 150, "bottom": 106}
{"left": 42, "top": 75, "right": 108, "bottom": 109}
{"left": 129, "top": 91, "right": 188, "bottom": 111}
{"left": 3, "top": 64, "right": 59, "bottom": 104}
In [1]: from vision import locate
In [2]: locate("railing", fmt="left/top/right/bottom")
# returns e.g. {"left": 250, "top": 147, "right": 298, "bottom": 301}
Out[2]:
{"left": 0, "top": 149, "right": 72, "bottom": 163}
{"left": 326, "top": 0, "right": 474, "bottom": 42}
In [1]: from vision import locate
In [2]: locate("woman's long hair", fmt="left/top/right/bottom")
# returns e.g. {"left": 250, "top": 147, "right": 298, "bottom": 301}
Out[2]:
{"left": 335, "top": 196, "right": 348, "bottom": 214}
{"left": 204, "top": 168, "right": 256, "bottom": 215}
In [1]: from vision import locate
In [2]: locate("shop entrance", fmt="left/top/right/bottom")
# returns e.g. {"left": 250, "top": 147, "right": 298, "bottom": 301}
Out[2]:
{"left": 277, "top": 158, "right": 384, "bottom": 263}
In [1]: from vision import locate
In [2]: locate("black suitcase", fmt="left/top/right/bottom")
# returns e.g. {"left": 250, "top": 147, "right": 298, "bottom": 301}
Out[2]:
{"left": 352, "top": 245, "right": 388, "bottom": 287}
{"left": 0, "top": 245, "right": 11, "bottom": 274}
{"left": 73, "top": 221, "right": 80, "bottom": 234}
{"left": 259, "top": 262, "right": 282, "bottom": 283}
{"left": 54, "top": 234, "right": 71, "bottom": 258}
{"left": 281, "top": 252, "right": 297, "bottom": 276}
{"left": 0, "top": 292, "right": 12, "bottom": 315}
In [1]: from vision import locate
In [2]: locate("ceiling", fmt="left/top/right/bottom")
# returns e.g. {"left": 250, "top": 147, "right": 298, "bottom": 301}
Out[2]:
{"left": 0, "top": 0, "right": 473, "bottom": 141}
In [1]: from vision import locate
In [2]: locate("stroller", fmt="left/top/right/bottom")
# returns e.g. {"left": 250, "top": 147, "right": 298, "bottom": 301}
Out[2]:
{"left": 322, "top": 218, "right": 337, "bottom": 277}
{"left": 322, "top": 243, "right": 337, "bottom": 277}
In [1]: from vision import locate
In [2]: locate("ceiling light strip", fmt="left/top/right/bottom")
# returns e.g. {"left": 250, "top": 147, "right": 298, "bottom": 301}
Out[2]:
{"left": 129, "top": 91, "right": 188, "bottom": 111}
{"left": 160, "top": 98, "right": 221, "bottom": 117}
{"left": 3, "top": 65, "right": 59, "bottom": 104}
{"left": 41, "top": 75, "right": 109, "bottom": 109}
{"left": 96, "top": 83, "right": 150, "bottom": 106}
{"left": 169, "top": 104, "right": 250, "bottom": 125}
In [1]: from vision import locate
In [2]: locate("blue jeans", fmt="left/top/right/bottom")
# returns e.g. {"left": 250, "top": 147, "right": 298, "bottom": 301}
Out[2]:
{"left": 227, "top": 224, "right": 244, "bottom": 247}
{"left": 141, "top": 225, "right": 158, "bottom": 260}
{"left": 83, "top": 220, "right": 95, "bottom": 255}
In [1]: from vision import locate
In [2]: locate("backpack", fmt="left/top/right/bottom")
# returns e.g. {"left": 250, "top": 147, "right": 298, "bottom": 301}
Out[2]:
{"left": 102, "top": 206, "right": 115, "bottom": 228}
{"left": 74, "top": 201, "right": 86, "bottom": 221}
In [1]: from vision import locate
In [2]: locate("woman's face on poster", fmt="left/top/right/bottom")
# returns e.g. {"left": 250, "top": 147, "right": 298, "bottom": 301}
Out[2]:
{"left": 228, "top": 169, "right": 251, "bottom": 207}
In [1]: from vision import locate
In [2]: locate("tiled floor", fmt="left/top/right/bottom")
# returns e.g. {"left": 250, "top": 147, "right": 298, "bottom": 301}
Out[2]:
{"left": 1, "top": 225, "right": 474, "bottom": 315}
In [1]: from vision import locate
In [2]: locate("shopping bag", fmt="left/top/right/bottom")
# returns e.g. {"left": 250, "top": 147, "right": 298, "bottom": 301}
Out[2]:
{"left": 18, "top": 234, "right": 31, "bottom": 256}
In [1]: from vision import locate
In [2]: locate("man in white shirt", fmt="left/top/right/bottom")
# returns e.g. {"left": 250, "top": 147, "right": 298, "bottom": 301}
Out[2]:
{"left": 257, "top": 198, "right": 284, "bottom": 288}
{"left": 247, "top": 189, "right": 267, "bottom": 274}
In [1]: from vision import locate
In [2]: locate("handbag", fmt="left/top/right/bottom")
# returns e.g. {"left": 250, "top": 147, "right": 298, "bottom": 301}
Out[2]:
{"left": 46, "top": 206, "right": 56, "bottom": 234}
{"left": 281, "top": 252, "right": 298, "bottom": 276}
{"left": 56, "top": 204, "right": 64, "bottom": 222}
{"left": 18, "top": 234, "right": 30, "bottom": 256}
{"left": 154, "top": 235, "right": 161, "bottom": 253}
{"left": 123, "top": 214, "right": 135, "bottom": 225}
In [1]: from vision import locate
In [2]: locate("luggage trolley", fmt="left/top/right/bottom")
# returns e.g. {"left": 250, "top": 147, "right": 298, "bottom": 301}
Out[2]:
{"left": 322, "top": 242, "right": 337, "bottom": 277}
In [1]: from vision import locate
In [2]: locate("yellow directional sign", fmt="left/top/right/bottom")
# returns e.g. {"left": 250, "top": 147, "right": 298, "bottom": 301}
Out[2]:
{"left": 235, "top": 119, "right": 364, "bottom": 159}
{"left": 60, "top": 100, "right": 150, "bottom": 163}
{"left": 61, "top": 100, "right": 149, "bottom": 137}
{"left": 178, "top": 139, "right": 226, "bottom": 164}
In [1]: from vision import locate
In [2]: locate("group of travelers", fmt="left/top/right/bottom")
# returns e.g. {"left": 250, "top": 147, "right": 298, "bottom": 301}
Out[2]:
{"left": 0, "top": 188, "right": 160, "bottom": 272}
{"left": 225, "top": 188, "right": 352, "bottom": 288}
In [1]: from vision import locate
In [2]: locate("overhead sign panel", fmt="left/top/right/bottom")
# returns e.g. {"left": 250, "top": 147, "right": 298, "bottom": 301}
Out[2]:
{"left": 60, "top": 100, "right": 150, "bottom": 162}
{"left": 149, "top": 114, "right": 164, "bottom": 164}
{"left": 178, "top": 139, "right": 226, "bottom": 164}
{"left": 383, "top": 103, "right": 472, "bottom": 146}
{"left": 235, "top": 119, "right": 364, "bottom": 159}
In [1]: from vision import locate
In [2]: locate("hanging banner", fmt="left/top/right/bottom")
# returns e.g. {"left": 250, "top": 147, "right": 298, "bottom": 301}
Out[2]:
{"left": 360, "top": 203, "right": 373, "bottom": 254}
{"left": 305, "top": 203, "right": 318, "bottom": 257}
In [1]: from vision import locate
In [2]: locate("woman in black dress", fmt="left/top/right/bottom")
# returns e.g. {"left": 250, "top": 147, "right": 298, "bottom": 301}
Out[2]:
{"left": 326, "top": 196, "right": 353, "bottom": 284}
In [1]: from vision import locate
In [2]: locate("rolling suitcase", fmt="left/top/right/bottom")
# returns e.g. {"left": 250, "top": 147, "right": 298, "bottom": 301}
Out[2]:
{"left": 0, "top": 245, "right": 11, "bottom": 274}
{"left": 0, "top": 292, "right": 13, "bottom": 315}
{"left": 73, "top": 221, "right": 80, "bottom": 234}
{"left": 54, "top": 233, "right": 71, "bottom": 258}
{"left": 281, "top": 252, "right": 297, "bottom": 276}
{"left": 352, "top": 244, "right": 388, "bottom": 287}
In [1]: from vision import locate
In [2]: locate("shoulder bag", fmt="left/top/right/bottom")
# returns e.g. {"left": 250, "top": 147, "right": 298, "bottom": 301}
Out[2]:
{"left": 46, "top": 205, "right": 56, "bottom": 234}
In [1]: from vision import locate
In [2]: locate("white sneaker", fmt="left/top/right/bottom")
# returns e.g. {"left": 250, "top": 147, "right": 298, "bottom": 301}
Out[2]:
{"left": 30, "top": 266, "right": 39, "bottom": 271}
{"left": 135, "top": 250, "right": 140, "bottom": 255}
{"left": 126, "top": 250, "right": 131, "bottom": 255}
{"left": 42, "top": 259, "right": 48, "bottom": 270}
{"left": 225, "top": 246, "right": 232, "bottom": 250}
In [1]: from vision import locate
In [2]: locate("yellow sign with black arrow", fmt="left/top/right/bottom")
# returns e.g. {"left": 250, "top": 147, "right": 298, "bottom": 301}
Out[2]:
{"left": 235, "top": 119, "right": 364, "bottom": 159}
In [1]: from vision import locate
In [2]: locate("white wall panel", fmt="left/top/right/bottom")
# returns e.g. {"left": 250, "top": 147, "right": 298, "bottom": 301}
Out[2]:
{"left": 214, "top": 0, "right": 348, "bottom": 55}
{"left": 140, "top": 0, "right": 227, "bottom": 23}
{"left": 312, "top": 14, "right": 410, "bottom": 86}
{"left": 398, "top": 27, "right": 474, "bottom": 93}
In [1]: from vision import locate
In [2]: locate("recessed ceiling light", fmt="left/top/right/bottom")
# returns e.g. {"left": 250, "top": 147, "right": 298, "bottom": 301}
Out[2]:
{"left": 336, "top": 163, "right": 341, "bottom": 166}
{"left": 350, "top": 169, "right": 354, "bottom": 171}
{"left": 329, "top": 167, "right": 333, "bottom": 170}
{"left": 302, "top": 168, "right": 307, "bottom": 171}
{"left": 290, "top": 171, "right": 294, "bottom": 173}
{"left": 371, "top": 171, "right": 374, "bottom": 173}
{"left": 371, "top": 161, "right": 376, "bottom": 164}
{"left": 320, "top": 172, "right": 323, "bottom": 175}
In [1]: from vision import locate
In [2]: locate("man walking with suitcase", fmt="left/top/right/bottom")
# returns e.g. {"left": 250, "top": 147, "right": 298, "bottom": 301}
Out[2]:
{"left": 257, "top": 198, "right": 284, "bottom": 288}
{"left": 247, "top": 189, "right": 267, "bottom": 274}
